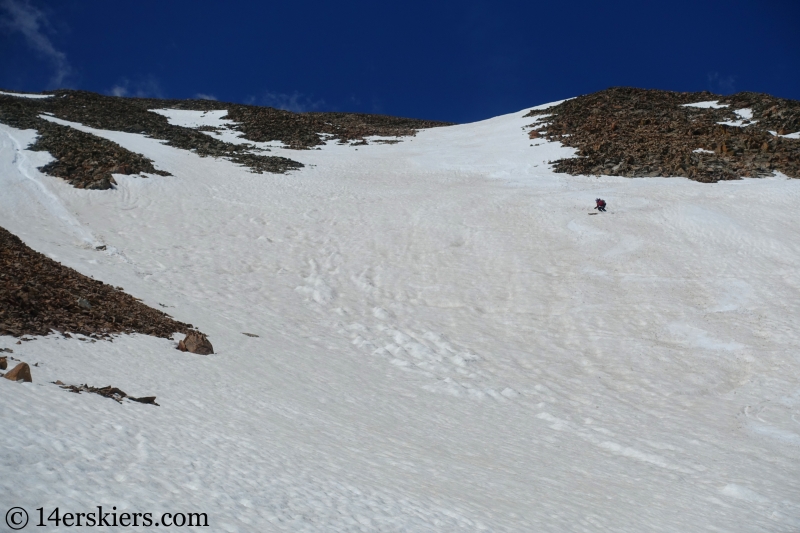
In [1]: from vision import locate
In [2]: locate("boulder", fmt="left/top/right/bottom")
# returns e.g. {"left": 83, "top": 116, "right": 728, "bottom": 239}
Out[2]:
{"left": 0, "top": 356, "right": 6, "bottom": 370}
{"left": 4, "top": 362, "right": 32, "bottom": 382}
{"left": 178, "top": 331, "right": 214, "bottom": 355}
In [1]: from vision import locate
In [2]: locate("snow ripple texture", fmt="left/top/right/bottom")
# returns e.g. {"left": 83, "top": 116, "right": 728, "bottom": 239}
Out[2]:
{"left": 1, "top": 103, "right": 800, "bottom": 532}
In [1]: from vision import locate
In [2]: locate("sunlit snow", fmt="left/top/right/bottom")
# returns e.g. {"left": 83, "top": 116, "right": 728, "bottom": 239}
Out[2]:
{"left": 682, "top": 100, "right": 729, "bottom": 109}
{"left": 718, "top": 108, "right": 757, "bottom": 128}
{"left": 150, "top": 108, "right": 236, "bottom": 129}
{"left": 0, "top": 90, "right": 53, "bottom": 99}
{"left": 1, "top": 102, "right": 799, "bottom": 532}
{"left": 770, "top": 130, "right": 800, "bottom": 139}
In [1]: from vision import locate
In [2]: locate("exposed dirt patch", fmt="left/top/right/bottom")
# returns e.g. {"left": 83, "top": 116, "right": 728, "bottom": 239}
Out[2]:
{"left": 526, "top": 87, "right": 800, "bottom": 182}
{"left": 0, "top": 225, "right": 197, "bottom": 339}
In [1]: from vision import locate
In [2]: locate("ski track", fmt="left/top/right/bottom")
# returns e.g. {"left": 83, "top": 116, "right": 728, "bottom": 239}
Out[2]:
{"left": 2, "top": 105, "right": 800, "bottom": 531}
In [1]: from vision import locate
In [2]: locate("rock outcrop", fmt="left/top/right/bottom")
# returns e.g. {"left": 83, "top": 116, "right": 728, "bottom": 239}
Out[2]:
{"left": 526, "top": 87, "right": 800, "bottom": 183}
{"left": 0, "top": 89, "right": 453, "bottom": 191}
{"left": 0, "top": 90, "right": 303, "bottom": 187}
{"left": 30, "top": 120, "right": 170, "bottom": 190}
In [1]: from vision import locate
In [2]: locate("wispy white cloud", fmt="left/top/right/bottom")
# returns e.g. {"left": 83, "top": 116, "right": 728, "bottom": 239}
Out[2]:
{"left": 707, "top": 72, "right": 736, "bottom": 95}
{"left": 258, "top": 90, "right": 325, "bottom": 113}
{"left": 195, "top": 93, "right": 217, "bottom": 101}
{"left": 0, "top": 0, "right": 72, "bottom": 87}
{"left": 108, "top": 76, "right": 165, "bottom": 99}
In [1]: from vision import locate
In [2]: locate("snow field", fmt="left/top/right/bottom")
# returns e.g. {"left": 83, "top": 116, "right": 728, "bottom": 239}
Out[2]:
{"left": 1, "top": 104, "right": 800, "bottom": 531}
{"left": 682, "top": 100, "right": 729, "bottom": 109}
{"left": 0, "top": 90, "right": 53, "bottom": 99}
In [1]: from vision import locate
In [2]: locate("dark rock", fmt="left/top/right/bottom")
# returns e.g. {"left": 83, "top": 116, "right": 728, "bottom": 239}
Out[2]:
{"left": 130, "top": 396, "right": 158, "bottom": 405}
{"left": 0, "top": 356, "right": 6, "bottom": 370}
{"left": 54, "top": 381, "right": 159, "bottom": 406}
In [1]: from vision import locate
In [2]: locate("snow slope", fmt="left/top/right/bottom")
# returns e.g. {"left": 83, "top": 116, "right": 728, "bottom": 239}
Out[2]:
{"left": 0, "top": 90, "right": 53, "bottom": 99}
{"left": 2, "top": 103, "right": 800, "bottom": 532}
{"left": 682, "top": 100, "right": 728, "bottom": 109}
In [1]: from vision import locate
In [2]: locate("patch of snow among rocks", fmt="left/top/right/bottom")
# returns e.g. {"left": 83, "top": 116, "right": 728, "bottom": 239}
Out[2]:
{"left": 149, "top": 108, "right": 237, "bottom": 129}
{"left": 150, "top": 108, "right": 292, "bottom": 149}
{"left": 682, "top": 100, "right": 729, "bottom": 109}
{"left": 770, "top": 130, "right": 800, "bottom": 139}
{"left": 0, "top": 90, "right": 53, "bottom": 99}
{"left": 718, "top": 108, "right": 757, "bottom": 128}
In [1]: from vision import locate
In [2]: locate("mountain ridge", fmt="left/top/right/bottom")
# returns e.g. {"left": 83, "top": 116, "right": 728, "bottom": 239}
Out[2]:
{"left": 526, "top": 87, "right": 800, "bottom": 182}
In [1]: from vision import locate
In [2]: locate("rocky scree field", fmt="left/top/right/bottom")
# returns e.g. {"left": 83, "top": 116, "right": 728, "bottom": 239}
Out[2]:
{"left": 527, "top": 87, "right": 800, "bottom": 182}
{"left": 0, "top": 90, "right": 452, "bottom": 190}
{"left": 0, "top": 226, "right": 196, "bottom": 340}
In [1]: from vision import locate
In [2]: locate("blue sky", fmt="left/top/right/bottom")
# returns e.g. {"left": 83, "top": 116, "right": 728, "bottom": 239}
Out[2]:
{"left": 1, "top": 0, "right": 798, "bottom": 123}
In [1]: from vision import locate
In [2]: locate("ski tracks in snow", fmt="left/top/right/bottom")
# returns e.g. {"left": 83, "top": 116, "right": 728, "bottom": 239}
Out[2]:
{"left": 4, "top": 110, "right": 800, "bottom": 531}
{"left": 0, "top": 125, "right": 97, "bottom": 247}
{"left": 290, "top": 211, "right": 520, "bottom": 404}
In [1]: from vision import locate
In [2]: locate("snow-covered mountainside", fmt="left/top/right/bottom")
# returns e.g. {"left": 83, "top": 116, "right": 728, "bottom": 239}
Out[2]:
{"left": 1, "top": 90, "right": 800, "bottom": 532}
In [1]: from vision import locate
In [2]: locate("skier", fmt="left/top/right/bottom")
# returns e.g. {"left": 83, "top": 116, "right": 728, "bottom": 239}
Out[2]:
{"left": 595, "top": 198, "right": 607, "bottom": 212}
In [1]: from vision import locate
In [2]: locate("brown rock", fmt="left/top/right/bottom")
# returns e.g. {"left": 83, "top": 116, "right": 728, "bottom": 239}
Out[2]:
{"left": 180, "top": 331, "right": 214, "bottom": 355}
{"left": 4, "top": 362, "right": 32, "bottom": 382}
{"left": 0, "top": 356, "right": 6, "bottom": 370}
{"left": 523, "top": 87, "right": 800, "bottom": 182}
{"left": 0, "top": 226, "right": 198, "bottom": 339}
